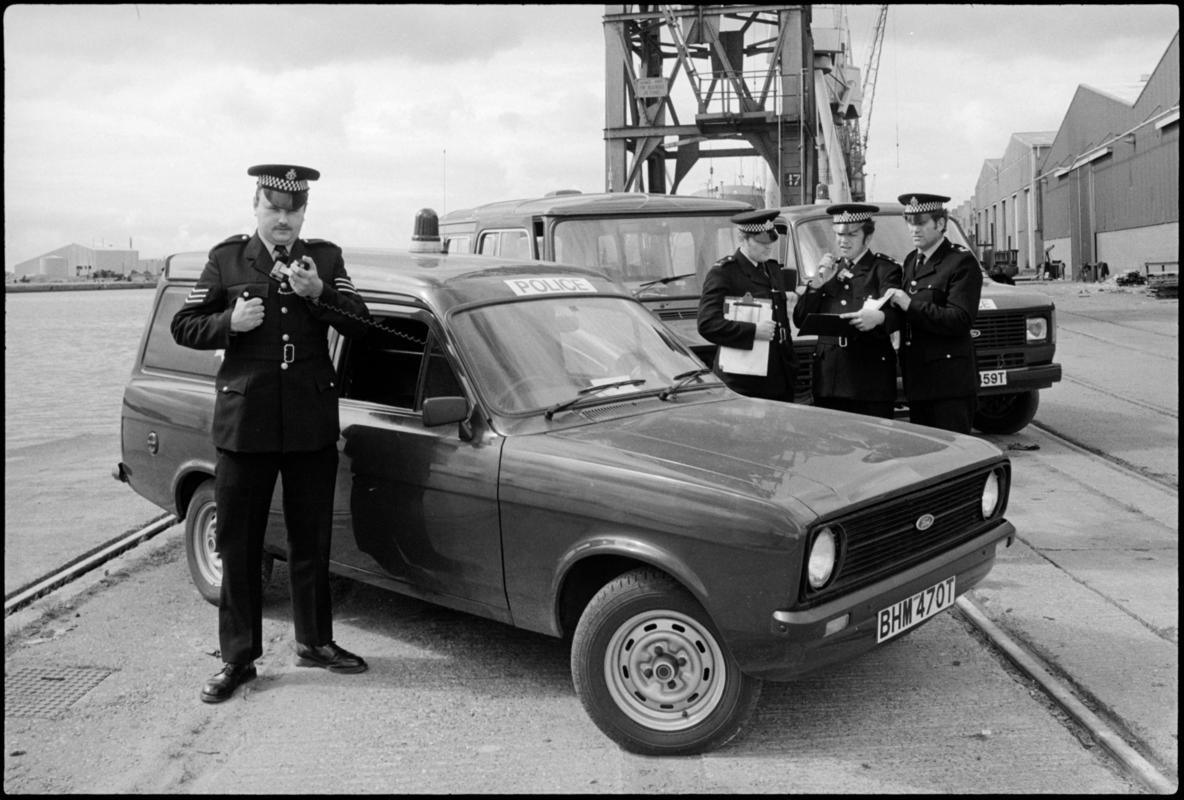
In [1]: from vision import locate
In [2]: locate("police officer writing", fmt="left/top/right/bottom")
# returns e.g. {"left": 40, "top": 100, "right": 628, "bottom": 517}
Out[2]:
{"left": 883, "top": 193, "right": 983, "bottom": 434}
{"left": 172, "top": 164, "right": 373, "bottom": 703}
{"left": 697, "top": 209, "right": 797, "bottom": 401}
{"left": 793, "top": 203, "right": 902, "bottom": 419}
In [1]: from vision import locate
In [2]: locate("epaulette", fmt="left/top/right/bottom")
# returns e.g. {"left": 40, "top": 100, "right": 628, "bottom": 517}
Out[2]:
{"left": 209, "top": 233, "right": 248, "bottom": 254}
{"left": 875, "top": 252, "right": 900, "bottom": 265}
{"left": 302, "top": 238, "right": 340, "bottom": 250}
{"left": 715, "top": 253, "right": 739, "bottom": 267}
{"left": 950, "top": 243, "right": 967, "bottom": 252}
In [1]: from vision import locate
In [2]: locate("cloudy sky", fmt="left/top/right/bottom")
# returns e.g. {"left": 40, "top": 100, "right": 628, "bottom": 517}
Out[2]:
{"left": 3, "top": 4, "right": 1178, "bottom": 267}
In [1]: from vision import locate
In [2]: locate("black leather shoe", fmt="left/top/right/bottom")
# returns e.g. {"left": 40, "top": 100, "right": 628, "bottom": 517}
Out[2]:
{"left": 200, "top": 662, "right": 256, "bottom": 703}
{"left": 294, "top": 641, "right": 368, "bottom": 674}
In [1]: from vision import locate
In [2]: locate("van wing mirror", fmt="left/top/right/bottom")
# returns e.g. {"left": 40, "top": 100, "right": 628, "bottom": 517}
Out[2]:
{"left": 421, "top": 396, "right": 469, "bottom": 427}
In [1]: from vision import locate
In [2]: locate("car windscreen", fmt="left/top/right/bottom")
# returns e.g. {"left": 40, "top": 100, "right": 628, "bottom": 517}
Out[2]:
{"left": 450, "top": 296, "right": 718, "bottom": 415}
{"left": 552, "top": 216, "right": 740, "bottom": 298}
{"left": 792, "top": 214, "right": 975, "bottom": 283}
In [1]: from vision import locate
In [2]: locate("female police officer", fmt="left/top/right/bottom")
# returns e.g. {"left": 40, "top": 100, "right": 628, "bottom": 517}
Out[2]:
{"left": 792, "top": 203, "right": 902, "bottom": 419}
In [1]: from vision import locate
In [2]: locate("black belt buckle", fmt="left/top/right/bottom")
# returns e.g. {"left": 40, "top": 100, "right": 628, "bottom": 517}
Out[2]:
{"left": 283, "top": 344, "right": 295, "bottom": 363}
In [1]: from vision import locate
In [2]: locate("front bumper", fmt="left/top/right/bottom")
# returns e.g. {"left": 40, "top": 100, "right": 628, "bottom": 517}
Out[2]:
{"left": 978, "top": 362, "right": 1062, "bottom": 396}
{"left": 730, "top": 519, "right": 1015, "bottom": 681}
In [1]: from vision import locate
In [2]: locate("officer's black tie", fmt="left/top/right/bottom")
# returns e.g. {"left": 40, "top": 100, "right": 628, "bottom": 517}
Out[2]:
{"left": 274, "top": 244, "right": 289, "bottom": 265}
{"left": 915, "top": 252, "right": 925, "bottom": 273}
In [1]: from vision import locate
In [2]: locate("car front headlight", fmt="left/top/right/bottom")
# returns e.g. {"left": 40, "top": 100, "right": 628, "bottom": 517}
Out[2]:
{"left": 981, "top": 471, "right": 1002, "bottom": 518}
{"left": 807, "top": 526, "right": 838, "bottom": 589}
{"left": 1026, "top": 316, "right": 1049, "bottom": 343}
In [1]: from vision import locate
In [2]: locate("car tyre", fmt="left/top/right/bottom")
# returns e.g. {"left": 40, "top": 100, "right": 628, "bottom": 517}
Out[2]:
{"left": 974, "top": 390, "right": 1039, "bottom": 434}
{"left": 184, "top": 480, "right": 273, "bottom": 606}
{"left": 571, "top": 567, "right": 762, "bottom": 755}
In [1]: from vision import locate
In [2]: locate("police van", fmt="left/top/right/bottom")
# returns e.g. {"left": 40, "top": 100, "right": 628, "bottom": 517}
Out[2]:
{"left": 443, "top": 193, "right": 1061, "bottom": 433}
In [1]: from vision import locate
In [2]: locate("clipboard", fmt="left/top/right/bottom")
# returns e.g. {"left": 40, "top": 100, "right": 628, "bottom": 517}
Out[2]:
{"left": 798, "top": 313, "right": 857, "bottom": 337}
{"left": 718, "top": 296, "right": 772, "bottom": 376}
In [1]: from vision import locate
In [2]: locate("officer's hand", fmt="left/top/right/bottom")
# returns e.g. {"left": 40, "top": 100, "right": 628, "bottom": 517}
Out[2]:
{"left": 754, "top": 318, "right": 776, "bottom": 342}
{"left": 839, "top": 307, "right": 885, "bottom": 331}
{"left": 812, "top": 254, "right": 836, "bottom": 288}
{"left": 288, "top": 256, "right": 324, "bottom": 299}
{"left": 231, "top": 296, "right": 265, "bottom": 332}
{"left": 886, "top": 288, "right": 911, "bottom": 311}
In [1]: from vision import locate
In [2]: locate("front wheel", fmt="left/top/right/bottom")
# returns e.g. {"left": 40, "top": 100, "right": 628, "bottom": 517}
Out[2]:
{"left": 974, "top": 390, "right": 1040, "bottom": 434}
{"left": 183, "top": 480, "right": 272, "bottom": 606}
{"left": 571, "top": 568, "right": 762, "bottom": 755}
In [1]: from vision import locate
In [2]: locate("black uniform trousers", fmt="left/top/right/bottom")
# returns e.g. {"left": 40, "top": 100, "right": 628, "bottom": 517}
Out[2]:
{"left": 215, "top": 445, "right": 338, "bottom": 665}
{"left": 907, "top": 397, "right": 977, "bottom": 434}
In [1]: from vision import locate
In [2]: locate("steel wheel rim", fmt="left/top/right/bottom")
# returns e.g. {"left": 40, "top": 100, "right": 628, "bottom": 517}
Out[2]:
{"left": 195, "top": 506, "right": 221, "bottom": 587}
{"left": 603, "top": 608, "right": 727, "bottom": 731}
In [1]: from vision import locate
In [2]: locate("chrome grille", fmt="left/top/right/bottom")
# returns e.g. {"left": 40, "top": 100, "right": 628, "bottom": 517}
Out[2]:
{"left": 657, "top": 309, "right": 698, "bottom": 322}
{"left": 801, "top": 466, "right": 1005, "bottom": 606}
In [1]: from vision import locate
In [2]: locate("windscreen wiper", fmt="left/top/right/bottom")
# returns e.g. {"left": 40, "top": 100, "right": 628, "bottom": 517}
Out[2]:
{"left": 659, "top": 368, "right": 715, "bottom": 401}
{"left": 544, "top": 379, "right": 648, "bottom": 420}
{"left": 636, "top": 272, "right": 697, "bottom": 291}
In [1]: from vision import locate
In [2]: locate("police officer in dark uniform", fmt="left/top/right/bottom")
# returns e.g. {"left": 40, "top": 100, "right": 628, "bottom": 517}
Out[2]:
{"left": 172, "top": 164, "right": 372, "bottom": 703}
{"left": 697, "top": 209, "right": 797, "bottom": 401}
{"left": 792, "top": 203, "right": 902, "bottom": 418}
{"left": 884, "top": 193, "right": 983, "bottom": 434}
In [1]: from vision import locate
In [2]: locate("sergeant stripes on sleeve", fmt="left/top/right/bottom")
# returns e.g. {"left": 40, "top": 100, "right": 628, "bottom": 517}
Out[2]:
{"left": 334, "top": 277, "right": 358, "bottom": 296}
{"left": 184, "top": 287, "right": 210, "bottom": 304}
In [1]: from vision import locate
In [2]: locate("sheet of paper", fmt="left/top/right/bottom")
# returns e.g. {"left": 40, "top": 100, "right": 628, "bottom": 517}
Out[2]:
{"left": 718, "top": 297, "right": 772, "bottom": 376}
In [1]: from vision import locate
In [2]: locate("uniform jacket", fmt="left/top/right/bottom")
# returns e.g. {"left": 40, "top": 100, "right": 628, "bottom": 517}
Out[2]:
{"left": 171, "top": 233, "right": 371, "bottom": 452}
{"left": 697, "top": 250, "right": 796, "bottom": 401}
{"left": 792, "top": 249, "right": 903, "bottom": 402}
{"left": 898, "top": 237, "right": 982, "bottom": 402}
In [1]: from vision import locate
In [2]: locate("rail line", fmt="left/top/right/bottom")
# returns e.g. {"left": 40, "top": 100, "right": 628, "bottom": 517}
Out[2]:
{"left": 1031, "top": 417, "right": 1179, "bottom": 492}
{"left": 3, "top": 514, "right": 178, "bottom": 617}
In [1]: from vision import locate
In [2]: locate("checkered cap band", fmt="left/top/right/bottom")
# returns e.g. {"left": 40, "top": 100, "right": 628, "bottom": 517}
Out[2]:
{"left": 258, "top": 170, "right": 309, "bottom": 192}
{"left": 737, "top": 219, "right": 777, "bottom": 234}
{"left": 902, "top": 198, "right": 944, "bottom": 214}
{"left": 832, "top": 210, "right": 872, "bottom": 224}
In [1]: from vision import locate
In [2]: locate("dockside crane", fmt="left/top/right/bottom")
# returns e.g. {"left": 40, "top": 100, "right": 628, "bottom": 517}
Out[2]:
{"left": 860, "top": 4, "right": 888, "bottom": 154}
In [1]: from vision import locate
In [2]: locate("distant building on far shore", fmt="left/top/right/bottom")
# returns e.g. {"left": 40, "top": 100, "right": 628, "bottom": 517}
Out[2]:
{"left": 8, "top": 243, "right": 163, "bottom": 281}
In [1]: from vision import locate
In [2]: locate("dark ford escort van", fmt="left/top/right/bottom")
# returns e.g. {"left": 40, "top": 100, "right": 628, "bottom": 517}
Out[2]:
{"left": 116, "top": 230, "right": 1015, "bottom": 755}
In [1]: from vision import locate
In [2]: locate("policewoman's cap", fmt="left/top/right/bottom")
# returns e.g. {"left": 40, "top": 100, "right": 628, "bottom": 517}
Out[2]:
{"left": 897, "top": 193, "right": 950, "bottom": 215}
{"left": 730, "top": 209, "right": 782, "bottom": 239}
{"left": 826, "top": 203, "right": 879, "bottom": 224}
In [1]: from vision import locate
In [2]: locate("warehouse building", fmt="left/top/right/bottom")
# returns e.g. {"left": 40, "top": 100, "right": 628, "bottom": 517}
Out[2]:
{"left": 974, "top": 30, "right": 1178, "bottom": 280}
{"left": 8, "top": 243, "right": 161, "bottom": 281}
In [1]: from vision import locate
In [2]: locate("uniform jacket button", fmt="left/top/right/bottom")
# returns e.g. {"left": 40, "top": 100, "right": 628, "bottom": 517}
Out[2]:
{"left": 281, "top": 363, "right": 289, "bottom": 370}
{"left": 281, "top": 307, "right": 288, "bottom": 314}
{"left": 282, "top": 334, "right": 290, "bottom": 341}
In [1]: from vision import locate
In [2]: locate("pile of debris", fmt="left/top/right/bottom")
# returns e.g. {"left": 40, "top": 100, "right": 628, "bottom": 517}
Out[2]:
{"left": 1147, "top": 272, "right": 1178, "bottom": 298}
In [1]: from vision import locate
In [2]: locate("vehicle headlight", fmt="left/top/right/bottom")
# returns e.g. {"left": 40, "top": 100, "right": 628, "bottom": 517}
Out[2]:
{"left": 981, "top": 471, "right": 1002, "bottom": 518}
{"left": 1026, "top": 316, "right": 1049, "bottom": 343}
{"left": 807, "top": 527, "right": 838, "bottom": 589}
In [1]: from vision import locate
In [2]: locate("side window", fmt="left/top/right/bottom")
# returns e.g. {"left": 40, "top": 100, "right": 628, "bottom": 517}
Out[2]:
{"left": 421, "top": 338, "right": 464, "bottom": 402}
{"left": 477, "top": 232, "right": 500, "bottom": 256}
{"left": 500, "top": 230, "right": 531, "bottom": 260}
{"left": 339, "top": 316, "right": 430, "bottom": 409}
{"left": 446, "top": 234, "right": 472, "bottom": 254}
{"left": 339, "top": 314, "right": 464, "bottom": 412}
{"left": 142, "top": 285, "right": 220, "bottom": 377}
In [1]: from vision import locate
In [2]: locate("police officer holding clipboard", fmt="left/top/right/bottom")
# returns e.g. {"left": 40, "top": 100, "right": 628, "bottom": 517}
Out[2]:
{"left": 696, "top": 209, "right": 797, "bottom": 401}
